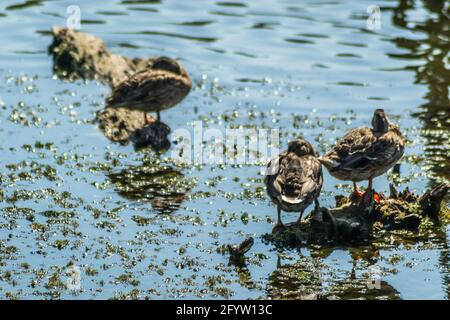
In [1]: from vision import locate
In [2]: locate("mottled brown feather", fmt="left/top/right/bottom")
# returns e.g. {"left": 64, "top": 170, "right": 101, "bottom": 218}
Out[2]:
{"left": 321, "top": 124, "right": 405, "bottom": 182}
{"left": 106, "top": 62, "right": 192, "bottom": 113}
{"left": 266, "top": 151, "right": 323, "bottom": 213}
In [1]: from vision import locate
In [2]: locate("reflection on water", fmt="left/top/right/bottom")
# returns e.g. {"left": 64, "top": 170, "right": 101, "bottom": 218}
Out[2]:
{"left": 107, "top": 160, "right": 195, "bottom": 214}
{"left": 267, "top": 252, "right": 401, "bottom": 300}
{"left": 390, "top": 0, "right": 450, "bottom": 182}
{"left": 267, "top": 255, "right": 323, "bottom": 299}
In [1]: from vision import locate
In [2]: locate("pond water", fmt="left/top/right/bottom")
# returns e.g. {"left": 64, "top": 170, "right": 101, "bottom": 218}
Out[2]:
{"left": 0, "top": 0, "right": 448, "bottom": 299}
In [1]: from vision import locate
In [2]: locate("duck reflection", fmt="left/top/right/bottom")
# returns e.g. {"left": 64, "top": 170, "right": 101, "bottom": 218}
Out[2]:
{"left": 389, "top": 0, "right": 450, "bottom": 181}
{"left": 107, "top": 162, "right": 195, "bottom": 214}
{"left": 267, "top": 254, "right": 323, "bottom": 299}
{"left": 267, "top": 246, "right": 400, "bottom": 300}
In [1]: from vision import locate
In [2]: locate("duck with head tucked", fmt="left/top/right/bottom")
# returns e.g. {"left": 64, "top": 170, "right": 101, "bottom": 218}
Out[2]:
{"left": 265, "top": 138, "right": 323, "bottom": 228}
{"left": 320, "top": 109, "right": 405, "bottom": 201}
{"left": 106, "top": 56, "right": 192, "bottom": 123}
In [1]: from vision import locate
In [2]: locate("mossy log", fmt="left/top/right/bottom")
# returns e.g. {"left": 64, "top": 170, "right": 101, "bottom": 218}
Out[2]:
{"left": 265, "top": 183, "right": 449, "bottom": 246}
{"left": 49, "top": 26, "right": 152, "bottom": 87}
{"left": 96, "top": 107, "right": 153, "bottom": 144}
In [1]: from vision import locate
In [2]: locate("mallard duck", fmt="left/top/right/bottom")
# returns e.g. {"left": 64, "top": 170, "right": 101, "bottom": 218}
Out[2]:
{"left": 320, "top": 109, "right": 405, "bottom": 200}
{"left": 265, "top": 138, "right": 323, "bottom": 227}
{"left": 106, "top": 56, "right": 192, "bottom": 122}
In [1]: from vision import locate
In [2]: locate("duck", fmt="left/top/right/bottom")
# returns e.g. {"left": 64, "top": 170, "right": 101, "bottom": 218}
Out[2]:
{"left": 106, "top": 56, "right": 192, "bottom": 123}
{"left": 265, "top": 138, "right": 323, "bottom": 227}
{"left": 320, "top": 109, "right": 405, "bottom": 201}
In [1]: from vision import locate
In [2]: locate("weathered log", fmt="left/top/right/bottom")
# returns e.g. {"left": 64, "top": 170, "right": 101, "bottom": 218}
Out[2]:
{"left": 49, "top": 26, "right": 152, "bottom": 87}
{"left": 96, "top": 107, "right": 153, "bottom": 144}
{"left": 265, "top": 190, "right": 375, "bottom": 246}
{"left": 265, "top": 183, "right": 450, "bottom": 247}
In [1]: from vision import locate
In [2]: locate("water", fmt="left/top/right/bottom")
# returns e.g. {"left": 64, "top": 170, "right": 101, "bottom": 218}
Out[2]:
{"left": 0, "top": 0, "right": 448, "bottom": 299}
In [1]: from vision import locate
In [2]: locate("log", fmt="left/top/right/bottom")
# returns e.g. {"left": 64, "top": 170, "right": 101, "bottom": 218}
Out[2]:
{"left": 96, "top": 107, "right": 156, "bottom": 145}
{"left": 48, "top": 26, "right": 152, "bottom": 87}
{"left": 265, "top": 183, "right": 450, "bottom": 246}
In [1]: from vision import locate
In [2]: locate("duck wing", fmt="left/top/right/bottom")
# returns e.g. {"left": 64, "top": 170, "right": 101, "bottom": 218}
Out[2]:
{"left": 106, "top": 70, "right": 189, "bottom": 108}
{"left": 107, "top": 70, "right": 153, "bottom": 106}
{"left": 321, "top": 127, "right": 373, "bottom": 169}
{"left": 265, "top": 152, "right": 285, "bottom": 199}
{"left": 326, "top": 127, "right": 404, "bottom": 172}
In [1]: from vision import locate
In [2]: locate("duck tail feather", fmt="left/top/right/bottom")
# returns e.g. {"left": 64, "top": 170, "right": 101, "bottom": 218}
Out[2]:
{"left": 281, "top": 195, "right": 303, "bottom": 204}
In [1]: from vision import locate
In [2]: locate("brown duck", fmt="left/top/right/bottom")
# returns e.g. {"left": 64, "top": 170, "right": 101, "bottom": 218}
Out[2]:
{"left": 106, "top": 56, "right": 192, "bottom": 122}
{"left": 265, "top": 138, "right": 323, "bottom": 227}
{"left": 320, "top": 109, "right": 405, "bottom": 200}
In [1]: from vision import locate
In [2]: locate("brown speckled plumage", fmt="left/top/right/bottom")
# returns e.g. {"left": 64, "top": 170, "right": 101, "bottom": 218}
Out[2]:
{"left": 106, "top": 57, "right": 192, "bottom": 121}
{"left": 321, "top": 109, "right": 405, "bottom": 185}
{"left": 265, "top": 138, "right": 323, "bottom": 226}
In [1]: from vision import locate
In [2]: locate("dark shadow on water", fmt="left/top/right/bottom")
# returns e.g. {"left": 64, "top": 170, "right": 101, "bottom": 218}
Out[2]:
{"left": 121, "top": 0, "right": 161, "bottom": 4}
{"left": 5, "top": 0, "right": 42, "bottom": 11}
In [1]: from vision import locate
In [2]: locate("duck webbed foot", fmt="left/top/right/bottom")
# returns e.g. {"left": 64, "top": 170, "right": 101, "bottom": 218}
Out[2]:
{"left": 144, "top": 112, "right": 154, "bottom": 125}
{"left": 372, "top": 192, "right": 381, "bottom": 203}
{"left": 364, "top": 177, "right": 381, "bottom": 203}
{"left": 350, "top": 182, "right": 364, "bottom": 202}
{"left": 351, "top": 180, "right": 381, "bottom": 203}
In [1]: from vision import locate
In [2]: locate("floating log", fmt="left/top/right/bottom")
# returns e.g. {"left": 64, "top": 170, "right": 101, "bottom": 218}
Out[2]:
{"left": 49, "top": 26, "right": 152, "bottom": 87}
{"left": 96, "top": 107, "right": 153, "bottom": 144}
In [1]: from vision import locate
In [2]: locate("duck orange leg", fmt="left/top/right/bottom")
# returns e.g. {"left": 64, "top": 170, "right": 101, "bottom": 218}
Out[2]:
{"left": 367, "top": 177, "right": 373, "bottom": 191}
{"left": 353, "top": 181, "right": 364, "bottom": 198}
{"left": 144, "top": 112, "right": 154, "bottom": 125}
{"left": 366, "top": 177, "right": 381, "bottom": 203}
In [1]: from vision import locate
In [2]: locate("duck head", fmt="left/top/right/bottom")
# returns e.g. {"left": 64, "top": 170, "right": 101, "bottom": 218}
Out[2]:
{"left": 152, "top": 56, "right": 183, "bottom": 75}
{"left": 371, "top": 109, "right": 390, "bottom": 134}
{"left": 288, "top": 138, "right": 316, "bottom": 157}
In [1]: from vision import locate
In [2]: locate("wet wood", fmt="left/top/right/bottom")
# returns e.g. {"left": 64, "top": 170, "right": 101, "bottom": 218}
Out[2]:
{"left": 49, "top": 26, "right": 152, "bottom": 87}
{"left": 266, "top": 183, "right": 449, "bottom": 246}
{"left": 96, "top": 107, "right": 154, "bottom": 144}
